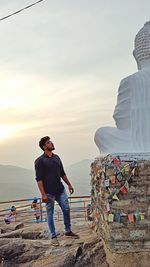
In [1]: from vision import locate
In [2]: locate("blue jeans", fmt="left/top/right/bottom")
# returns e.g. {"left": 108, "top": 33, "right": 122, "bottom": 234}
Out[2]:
{"left": 46, "top": 189, "right": 71, "bottom": 238}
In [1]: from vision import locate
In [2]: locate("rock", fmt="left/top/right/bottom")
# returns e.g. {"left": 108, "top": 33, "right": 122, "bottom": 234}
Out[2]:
{"left": 59, "top": 254, "right": 76, "bottom": 267}
{"left": 39, "top": 229, "right": 50, "bottom": 239}
{"left": 21, "top": 231, "right": 41, "bottom": 240}
{"left": 0, "top": 238, "right": 49, "bottom": 266}
{"left": 0, "top": 221, "right": 107, "bottom": 267}
{"left": 0, "top": 229, "right": 24, "bottom": 239}
{"left": 0, "top": 223, "right": 24, "bottom": 234}
{"left": 15, "top": 223, "right": 24, "bottom": 230}
{"left": 75, "top": 246, "right": 83, "bottom": 262}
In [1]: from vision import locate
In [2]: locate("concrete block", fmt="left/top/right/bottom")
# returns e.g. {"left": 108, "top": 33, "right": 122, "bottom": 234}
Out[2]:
{"left": 144, "top": 241, "right": 150, "bottom": 249}
{"left": 129, "top": 230, "right": 146, "bottom": 239}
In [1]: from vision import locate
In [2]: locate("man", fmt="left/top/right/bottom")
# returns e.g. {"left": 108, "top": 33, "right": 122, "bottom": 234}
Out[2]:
{"left": 35, "top": 136, "right": 79, "bottom": 246}
{"left": 31, "top": 198, "right": 40, "bottom": 223}
{"left": 4, "top": 206, "right": 17, "bottom": 224}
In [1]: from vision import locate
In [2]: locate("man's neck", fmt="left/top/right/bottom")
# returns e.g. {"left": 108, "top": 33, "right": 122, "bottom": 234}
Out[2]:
{"left": 44, "top": 150, "right": 53, "bottom": 157}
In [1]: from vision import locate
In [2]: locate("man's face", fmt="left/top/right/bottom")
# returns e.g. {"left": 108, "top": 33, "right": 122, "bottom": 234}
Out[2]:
{"left": 43, "top": 140, "right": 55, "bottom": 151}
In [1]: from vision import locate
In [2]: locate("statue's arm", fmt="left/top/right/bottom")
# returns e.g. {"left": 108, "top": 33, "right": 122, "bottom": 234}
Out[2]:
{"left": 130, "top": 76, "right": 150, "bottom": 151}
{"left": 113, "top": 78, "right": 131, "bottom": 129}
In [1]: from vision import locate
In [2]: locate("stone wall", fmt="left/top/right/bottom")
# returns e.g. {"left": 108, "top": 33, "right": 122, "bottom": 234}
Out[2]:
{"left": 90, "top": 154, "right": 150, "bottom": 267}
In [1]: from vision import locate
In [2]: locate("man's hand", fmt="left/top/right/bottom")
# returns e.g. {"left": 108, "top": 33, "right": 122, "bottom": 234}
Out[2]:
{"left": 42, "top": 193, "right": 48, "bottom": 203}
{"left": 68, "top": 185, "right": 74, "bottom": 194}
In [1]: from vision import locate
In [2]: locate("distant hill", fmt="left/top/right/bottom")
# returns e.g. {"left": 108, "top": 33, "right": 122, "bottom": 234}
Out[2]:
{"left": 0, "top": 159, "right": 93, "bottom": 202}
{"left": 0, "top": 165, "right": 39, "bottom": 201}
{"left": 66, "top": 159, "right": 92, "bottom": 196}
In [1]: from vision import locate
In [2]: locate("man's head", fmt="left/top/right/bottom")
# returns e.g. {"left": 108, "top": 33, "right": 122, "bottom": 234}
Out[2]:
{"left": 33, "top": 198, "right": 38, "bottom": 203}
{"left": 11, "top": 206, "right": 16, "bottom": 212}
{"left": 39, "top": 136, "right": 55, "bottom": 151}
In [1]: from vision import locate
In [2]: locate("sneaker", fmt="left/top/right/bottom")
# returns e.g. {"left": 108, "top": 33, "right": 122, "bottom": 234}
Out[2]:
{"left": 56, "top": 232, "right": 61, "bottom": 237}
{"left": 51, "top": 237, "right": 59, "bottom": 247}
{"left": 65, "top": 231, "right": 80, "bottom": 239}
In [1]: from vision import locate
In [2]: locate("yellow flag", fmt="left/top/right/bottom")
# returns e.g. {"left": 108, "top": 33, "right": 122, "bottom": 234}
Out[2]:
{"left": 124, "top": 164, "right": 130, "bottom": 172}
{"left": 124, "top": 181, "right": 129, "bottom": 191}
{"left": 131, "top": 168, "right": 135, "bottom": 175}
{"left": 112, "top": 194, "right": 119, "bottom": 201}
{"left": 108, "top": 213, "right": 114, "bottom": 222}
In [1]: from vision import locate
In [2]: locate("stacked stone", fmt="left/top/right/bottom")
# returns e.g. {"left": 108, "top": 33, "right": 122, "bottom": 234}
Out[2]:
{"left": 90, "top": 155, "right": 150, "bottom": 253}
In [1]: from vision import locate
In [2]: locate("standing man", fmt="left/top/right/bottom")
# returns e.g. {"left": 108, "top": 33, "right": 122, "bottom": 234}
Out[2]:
{"left": 35, "top": 136, "right": 79, "bottom": 246}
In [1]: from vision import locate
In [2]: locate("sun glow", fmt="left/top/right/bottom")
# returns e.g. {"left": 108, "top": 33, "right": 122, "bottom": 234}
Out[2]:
{"left": 0, "top": 125, "right": 15, "bottom": 140}
{"left": 0, "top": 125, "right": 23, "bottom": 141}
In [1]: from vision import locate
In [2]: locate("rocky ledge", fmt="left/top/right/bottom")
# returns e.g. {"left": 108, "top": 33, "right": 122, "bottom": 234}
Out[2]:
{"left": 0, "top": 219, "right": 108, "bottom": 267}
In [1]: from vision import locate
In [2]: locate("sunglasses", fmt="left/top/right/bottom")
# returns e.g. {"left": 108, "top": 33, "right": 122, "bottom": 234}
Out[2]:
{"left": 44, "top": 140, "right": 51, "bottom": 145}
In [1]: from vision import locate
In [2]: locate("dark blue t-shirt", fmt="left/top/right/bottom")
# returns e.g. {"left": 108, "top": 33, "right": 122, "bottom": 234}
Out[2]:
{"left": 35, "top": 153, "right": 65, "bottom": 196}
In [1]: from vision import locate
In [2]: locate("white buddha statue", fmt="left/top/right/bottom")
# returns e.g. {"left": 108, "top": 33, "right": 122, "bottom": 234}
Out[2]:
{"left": 95, "top": 21, "right": 150, "bottom": 153}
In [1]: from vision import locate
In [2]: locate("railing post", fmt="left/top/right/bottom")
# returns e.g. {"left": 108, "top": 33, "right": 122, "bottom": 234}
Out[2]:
{"left": 83, "top": 201, "right": 86, "bottom": 221}
{"left": 39, "top": 198, "right": 43, "bottom": 223}
{"left": 69, "top": 194, "right": 71, "bottom": 219}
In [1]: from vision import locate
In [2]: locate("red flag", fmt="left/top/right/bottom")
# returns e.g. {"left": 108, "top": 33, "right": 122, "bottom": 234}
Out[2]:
{"left": 110, "top": 175, "right": 116, "bottom": 184}
{"left": 128, "top": 214, "right": 134, "bottom": 222}
{"left": 113, "top": 158, "right": 120, "bottom": 165}
{"left": 120, "top": 185, "right": 127, "bottom": 194}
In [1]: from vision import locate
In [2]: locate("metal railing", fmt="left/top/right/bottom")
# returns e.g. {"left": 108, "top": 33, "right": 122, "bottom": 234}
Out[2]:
{"left": 0, "top": 196, "right": 91, "bottom": 224}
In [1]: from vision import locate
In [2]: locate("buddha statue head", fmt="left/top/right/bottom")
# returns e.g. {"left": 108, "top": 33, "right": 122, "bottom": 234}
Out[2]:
{"left": 133, "top": 21, "right": 150, "bottom": 70}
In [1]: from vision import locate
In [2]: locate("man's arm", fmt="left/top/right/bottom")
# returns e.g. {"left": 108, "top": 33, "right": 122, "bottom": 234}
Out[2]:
{"left": 58, "top": 156, "right": 74, "bottom": 194}
{"left": 37, "top": 180, "right": 48, "bottom": 202}
{"left": 62, "top": 175, "right": 74, "bottom": 194}
{"left": 35, "top": 158, "right": 48, "bottom": 202}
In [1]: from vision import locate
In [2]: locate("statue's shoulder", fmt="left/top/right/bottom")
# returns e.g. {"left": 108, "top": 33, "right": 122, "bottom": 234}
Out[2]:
{"left": 121, "top": 71, "right": 139, "bottom": 83}
{"left": 119, "top": 71, "right": 141, "bottom": 88}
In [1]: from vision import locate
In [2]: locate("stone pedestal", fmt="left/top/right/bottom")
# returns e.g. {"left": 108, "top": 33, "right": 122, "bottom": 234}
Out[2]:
{"left": 90, "top": 154, "right": 150, "bottom": 267}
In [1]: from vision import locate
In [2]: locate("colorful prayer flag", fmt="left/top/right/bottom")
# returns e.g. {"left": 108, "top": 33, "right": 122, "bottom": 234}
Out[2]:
{"left": 140, "top": 213, "right": 145, "bottom": 220}
{"left": 114, "top": 212, "right": 121, "bottom": 223}
{"left": 134, "top": 210, "right": 141, "bottom": 221}
{"left": 120, "top": 185, "right": 127, "bottom": 194}
{"left": 106, "top": 203, "right": 110, "bottom": 211}
{"left": 121, "top": 167, "right": 126, "bottom": 176}
{"left": 128, "top": 214, "right": 134, "bottom": 222}
{"left": 110, "top": 175, "right": 116, "bottom": 184}
{"left": 112, "top": 194, "right": 119, "bottom": 201}
{"left": 104, "top": 211, "right": 109, "bottom": 221}
{"left": 131, "top": 168, "right": 135, "bottom": 176}
{"left": 108, "top": 213, "right": 114, "bottom": 222}
{"left": 124, "top": 164, "right": 130, "bottom": 172}
{"left": 113, "top": 158, "right": 120, "bottom": 165}
{"left": 116, "top": 173, "right": 122, "bottom": 181}
{"left": 105, "top": 179, "right": 110, "bottom": 187}
{"left": 124, "top": 181, "right": 129, "bottom": 191}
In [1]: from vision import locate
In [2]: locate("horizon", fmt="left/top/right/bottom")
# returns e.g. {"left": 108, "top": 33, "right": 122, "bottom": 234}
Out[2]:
{"left": 0, "top": 157, "right": 93, "bottom": 171}
{"left": 0, "top": 1, "right": 150, "bottom": 168}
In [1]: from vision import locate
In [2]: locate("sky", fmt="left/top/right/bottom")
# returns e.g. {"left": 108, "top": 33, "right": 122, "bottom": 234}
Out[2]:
{"left": 0, "top": 0, "right": 150, "bottom": 169}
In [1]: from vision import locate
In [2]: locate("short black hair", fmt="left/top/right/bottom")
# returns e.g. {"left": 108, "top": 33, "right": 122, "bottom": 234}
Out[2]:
{"left": 39, "top": 136, "right": 50, "bottom": 150}
{"left": 11, "top": 206, "right": 16, "bottom": 211}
